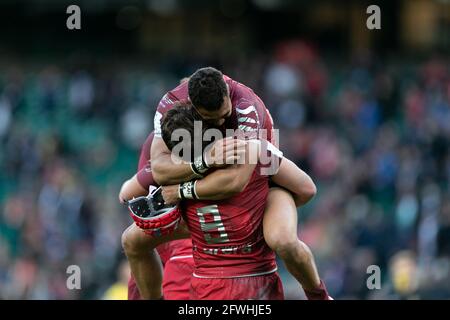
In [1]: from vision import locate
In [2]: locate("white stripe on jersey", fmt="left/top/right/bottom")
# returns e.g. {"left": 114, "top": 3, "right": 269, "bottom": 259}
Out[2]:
{"left": 236, "top": 105, "right": 257, "bottom": 115}
{"left": 169, "top": 255, "right": 193, "bottom": 261}
{"left": 153, "top": 111, "right": 163, "bottom": 137}
{"left": 238, "top": 117, "right": 257, "bottom": 124}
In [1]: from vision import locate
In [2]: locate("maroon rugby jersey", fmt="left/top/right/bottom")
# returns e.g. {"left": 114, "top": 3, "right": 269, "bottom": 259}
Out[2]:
{"left": 152, "top": 75, "right": 279, "bottom": 277}
{"left": 181, "top": 165, "right": 277, "bottom": 278}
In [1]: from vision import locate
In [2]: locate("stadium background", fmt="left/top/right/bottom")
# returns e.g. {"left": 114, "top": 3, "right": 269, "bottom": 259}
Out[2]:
{"left": 0, "top": 0, "right": 449, "bottom": 299}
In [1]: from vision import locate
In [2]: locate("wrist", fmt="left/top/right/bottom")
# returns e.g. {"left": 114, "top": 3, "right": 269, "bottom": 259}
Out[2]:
{"left": 190, "top": 154, "right": 209, "bottom": 176}
{"left": 179, "top": 180, "right": 199, "bottom": 200}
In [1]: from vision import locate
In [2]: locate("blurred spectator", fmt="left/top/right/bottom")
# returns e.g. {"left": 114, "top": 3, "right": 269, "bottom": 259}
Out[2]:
{"left": 102, "top": 260, "right": 130, "bottom": 300}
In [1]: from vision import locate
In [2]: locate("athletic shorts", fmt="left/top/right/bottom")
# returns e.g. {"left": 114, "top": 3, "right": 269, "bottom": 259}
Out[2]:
{"left": 162, "top": 255, "right": 195, "bottom": 300}
{"left": 189, "top": 272, "right": 284, "bottom": 300}
{"left": 127, "top": 256, "right": 194, "bottom": 300}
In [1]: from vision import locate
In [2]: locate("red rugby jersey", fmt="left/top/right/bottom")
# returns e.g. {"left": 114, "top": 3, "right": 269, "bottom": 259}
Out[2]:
{"left": 181, "top": 165, "right": 277, "bottom": 278}
{"left": 150, "top": 75, "right": 279, "bottom": 275}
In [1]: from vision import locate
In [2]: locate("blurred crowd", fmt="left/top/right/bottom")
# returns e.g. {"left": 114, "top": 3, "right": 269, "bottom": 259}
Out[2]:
{"left": 0, "top": 41, "right": 449, "bottom": 299}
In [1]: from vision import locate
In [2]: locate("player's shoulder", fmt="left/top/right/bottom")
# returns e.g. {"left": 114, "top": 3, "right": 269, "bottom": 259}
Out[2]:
{"left": 228, "top": 77, "right": 268, "bottom": 131}
{"left": 169, "top": 79, "right": 189, "bottom": 98}
{"left": 226, "top": 75, "right": 255, "bottom": 98}
{"left": 227, "top": 76, "right": 264, "bottom": 110}
{"left": 158, "top": 80, "right": 189, "bottom": 110}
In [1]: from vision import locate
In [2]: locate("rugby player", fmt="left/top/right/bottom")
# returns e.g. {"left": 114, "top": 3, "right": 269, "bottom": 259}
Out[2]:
{"left": 121, "top": 67, "right": 330, "bottom": 300}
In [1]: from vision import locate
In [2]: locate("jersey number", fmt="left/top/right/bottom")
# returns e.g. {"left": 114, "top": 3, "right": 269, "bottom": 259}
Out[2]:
{"left": 196, "top": 205, "right": 229, "bottom": 244}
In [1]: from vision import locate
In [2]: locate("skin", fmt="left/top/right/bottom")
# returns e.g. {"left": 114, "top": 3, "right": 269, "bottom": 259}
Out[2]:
{"left": 262, "top": 188, "right": 321, "bottom": 291}
{"left": 119, "top": 174, "right": 147, "bottom": 203}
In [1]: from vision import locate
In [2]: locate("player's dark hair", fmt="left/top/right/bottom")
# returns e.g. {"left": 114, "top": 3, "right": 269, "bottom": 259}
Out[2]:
{"left": 188, "top": 67, "right": 227, "bottom": 111}
{"left": 161, "top": 102, "right": 213, "bottom": 161}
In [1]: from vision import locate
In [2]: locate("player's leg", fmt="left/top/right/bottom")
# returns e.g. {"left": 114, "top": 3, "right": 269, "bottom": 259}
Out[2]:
{"left": 121, "top": 224, "right": 163, "bottom": 299}
{"left": 121, "top": 221, "right": 190, "bottom": 299}
{"left": 263, "top": 187, "right": 330, "bottom": 299}
{"left": 127, "top": 274, "right": 141, "bottom": 300}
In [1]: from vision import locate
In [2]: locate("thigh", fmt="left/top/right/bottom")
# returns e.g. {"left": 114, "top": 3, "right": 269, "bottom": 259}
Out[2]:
{"left": 263, "top": 188, "right": 298, "bottom": 242}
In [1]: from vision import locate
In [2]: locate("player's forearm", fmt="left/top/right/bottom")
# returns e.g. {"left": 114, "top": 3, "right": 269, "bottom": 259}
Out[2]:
{"left": 161, "top": 163, "right": 257, "bottom": 204}
{"left": 150, "top": 136, "right": 201, "bottom": 185}
{"left": 291, "top": 189, "right": 316, "bottom": 207}
{"left": 288, "top": 177, "right": 316, "bottom": 207}
{"left": 151, "top": 153, "right": 199, "bottom": 185}
{"left": 194, "top": 142, "right": 258, "bottom": 200}
{"left": 161, "top": 141, "right": 258, "bottom": 203}
{"left": 119, "top": 175, "right": 148, "bottom": 203}
{"left": 195, "top": 164, "right": 256, "bottom": 200}
{"left": 271, "top": 158, "right": 317, "bottom": 207}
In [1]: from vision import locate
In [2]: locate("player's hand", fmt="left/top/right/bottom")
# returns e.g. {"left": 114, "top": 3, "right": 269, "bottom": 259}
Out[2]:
{"left": 161, "top": 185, "right": 180, "bottom": 205}
{"left": 119, "top": 195, "right": 127, "bottom": 204}
{"left": 204, "top": 137, "right": 247, "bottom": 167}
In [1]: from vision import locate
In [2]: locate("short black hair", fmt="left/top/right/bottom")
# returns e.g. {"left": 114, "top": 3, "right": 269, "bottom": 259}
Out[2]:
{"left": 188, "top": 67, "right": 228, "bottom": 111}
{"left": 161, "top": 102, "right": 213, "bottom": 162}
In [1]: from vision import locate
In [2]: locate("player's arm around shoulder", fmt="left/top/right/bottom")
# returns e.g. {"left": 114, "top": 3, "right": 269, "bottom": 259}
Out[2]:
{"left": 150, "top": 136, "right": 199, "bottom": 186}
{"left": 270, "top": 157, "right": 317, "bottom": 207}
{"left": 195, "top": 139, "right": 260, "bottom": 199}
{"left": 161, "top": 140, "right": 258, "bottom": 203}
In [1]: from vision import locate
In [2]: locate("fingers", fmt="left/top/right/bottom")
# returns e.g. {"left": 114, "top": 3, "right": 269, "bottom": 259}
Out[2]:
{"left": 222, "top": 139, "right": 246, "bottom": 153}
{"left": 208, "top": 137, "right": 247, "bottom": 166}
{"left": 161, "top": 189, "right": 171, "bottom": 203}
{"left": 220, "top": 138, "right": 247, "bottom": 165}
{"left": 161, "top": 186, "right": 179, "bottom": 205}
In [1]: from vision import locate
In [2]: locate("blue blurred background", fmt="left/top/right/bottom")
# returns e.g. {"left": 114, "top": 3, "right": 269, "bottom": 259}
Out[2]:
{"left": 0, "top": 0, "right": 449, "bottom": 299}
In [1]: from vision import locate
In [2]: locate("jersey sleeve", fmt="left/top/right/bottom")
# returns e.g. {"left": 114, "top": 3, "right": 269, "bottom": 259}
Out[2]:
{"left": 234, "top": 103, "right": 280, "bottom": 176}
{"left": 259, "top": 139, "right": 283, "bottom": 176}
{"left": 263, "top": 107, "right": 278, "bottom": 147}
{"left": 234, "top": 99, "right": 263, "bottom": 134}
{"left": 234, "top": 93, "right": 278, "bottom": 146}
{"left": 153, "top": 92, "right": 178, "bottom": 138}
{"left": 136, "top": 161, "right": 157, "bottom": 189}
{"left": 137, "top": 132, "right": 155, "bottom": 171}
